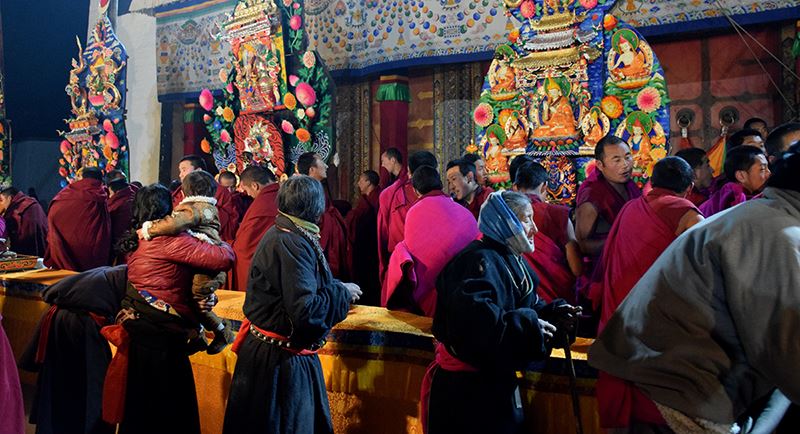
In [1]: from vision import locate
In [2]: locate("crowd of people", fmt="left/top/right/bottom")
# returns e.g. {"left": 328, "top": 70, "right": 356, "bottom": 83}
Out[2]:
{"left": 0, "top": 119, "right": 798, "bottom": 434}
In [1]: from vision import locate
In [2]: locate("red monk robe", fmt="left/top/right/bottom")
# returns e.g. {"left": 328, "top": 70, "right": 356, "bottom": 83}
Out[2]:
{"left": 172, "top": 183, "right": 239, "bottom": 242}
{"left": 461, "top": 185, "right": 493, "bottom": 220}
{"left": 231, "top": 191, "right": 253, "bottom": 224}
{"left": 45, "top": 178, "right": 112, "bottom": 271}
{"left": 231, "top": 183, "right": 279, "bottom": 291}
{"left": 4, "top": 191, "right": 48, "bottom": 257}
{"left": 346, "top": 188, "right": 381, "bottom": 306}
{"left": 523, "top": 195, "right": 576, "bottom": 304}
{"left": 685, "top": 186, "right": 708, "bottom": 208}
{"left": 595, "top": 187, "right": 699, "bottom": 429}
{"left": 377, "top": 168, "right": 415, "bottom": 281}
{"left": 383, "top": 190, "right": 480, "bottom": 316}
{"left": 320, "top": 190, "right": 349, "bottom": 280}
{"left": 576, "top": 170, "right": 641, "bottom": 304}
{"left": 698, "top": 182, "right": 748, "bottom": 217}
{"left": 108, "top": 184, "right": 138, "bottom": 263}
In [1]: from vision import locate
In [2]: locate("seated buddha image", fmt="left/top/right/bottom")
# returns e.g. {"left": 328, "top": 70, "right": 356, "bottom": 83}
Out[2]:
{"left": 501, "top": 110, "right": 529, "bottom": 154}
{"left": 532, "top": 78, "right": 578, "bottom": 139}
{"left": 624, "top": 114, "right": 656, "bottom": 174}
{"left": 609, "top": 29, "right": 652, "bottom": 82}
{"left": 483, "top": 129, "right": 510, "bottom": 177}
{"left": 580, "top": 107, "right": 609, "bottom": 150}
{"left": 488, "top": 46, "right": 518, "bottom": 101}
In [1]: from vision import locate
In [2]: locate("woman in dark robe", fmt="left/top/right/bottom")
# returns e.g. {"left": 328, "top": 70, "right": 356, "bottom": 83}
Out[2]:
{"left": 223, "top": 175, "right": 360, "bottom": 434}
{"left": 106, "top": 184, "right": 235, "bottom": 434}
{"left": 424, "top": 191, "right": 580, "bottom": 434}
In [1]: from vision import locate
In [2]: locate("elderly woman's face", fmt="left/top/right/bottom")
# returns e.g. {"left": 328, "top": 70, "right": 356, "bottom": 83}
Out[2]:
{"left": 518, "top": 202, "right": 537, "bottom": 247}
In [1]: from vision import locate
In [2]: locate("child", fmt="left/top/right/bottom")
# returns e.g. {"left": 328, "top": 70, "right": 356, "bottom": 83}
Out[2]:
{"left": 140, "top": 170, "right": 234, "bottom": 354}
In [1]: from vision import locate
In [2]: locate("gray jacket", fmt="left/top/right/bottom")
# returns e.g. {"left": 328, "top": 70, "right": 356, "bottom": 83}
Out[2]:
{"left": 589, "top": 187, "right": 800, "bottom": 424}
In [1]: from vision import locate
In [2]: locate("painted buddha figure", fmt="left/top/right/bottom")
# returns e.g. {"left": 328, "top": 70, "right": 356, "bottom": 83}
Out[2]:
{"left": 584, "top": 110, "right": 605, "bottom": 146}
{"left": 611, "top": 33, "right": 649, "bottom": 80}
{"left": 533, "top": 78, "right": 578, "bottom": 138}
{"left": 503, "top": 111, "right": 529, "bottom": 152}
{"left": 629, "top": 118, "right": 653, "bottom": 172}
{"left": 489, "top": 57, "right": 517, "bottom": 98}
{"left": 485, "top": 132, "right": 510, "bottom": 174}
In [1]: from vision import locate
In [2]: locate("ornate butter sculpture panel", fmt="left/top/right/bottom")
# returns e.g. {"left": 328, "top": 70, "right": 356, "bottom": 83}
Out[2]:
{"left": 469, "top": 0, "right": 670, "bottom": 203}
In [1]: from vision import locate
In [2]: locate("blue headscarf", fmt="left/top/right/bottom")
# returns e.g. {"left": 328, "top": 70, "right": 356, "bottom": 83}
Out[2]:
{"left": 478, "top": 192, "right": 534, "bottom": 255}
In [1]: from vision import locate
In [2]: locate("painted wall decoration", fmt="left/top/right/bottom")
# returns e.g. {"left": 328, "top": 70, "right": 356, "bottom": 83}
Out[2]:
{"left": 58, "top": 1, "right": 129, "bottom": 185}
{"left": 468, "top": 0, "right": 670, "bottom": 203}
{"left": 199, "top": 0, "right": 335, "bottom": 176}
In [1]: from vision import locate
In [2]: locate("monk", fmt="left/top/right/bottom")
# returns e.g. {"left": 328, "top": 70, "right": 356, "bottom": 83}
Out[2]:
{"left": 296, "top": 152, "right": 349, "bottom": 279}
{"left": 45, "top": 167, "right": 112, "bottom": 271}
{"left": 765, "top": 122, "right": 800, "bottom": 165}
{"left": 728, "top": 128, "right": 765, "bottom": 152}
{"left": 462, "top": 153, "right": 491, "bottom": 188}
{"left": 231, "top": 165, "right": 279, "bottom": 292}
{"left": 380, "top": 147, "right": 405, "bottom": 189}
{"left": 219, "top": 170, "right": 251, "bottom": 223}
{"left": 574, "top": 136, "right": 641, "bottom": 314}
{"left": 700, "top": 145, "right": 770, "bottom": 217}
{"left": 105, "top": 170, "right": 138, "bottom": 263}
{"left": 675, "top": 148, "right": 714, "bottom": 207}
{"left": 0, "top": 186, "right": 48, "bottom": 257}
{"left": 445, "top": 159, "right": 492, "bottom": 220}
{"left": 346, "top": 170, "right": 381, "bottom": 306}
{"left": 173, "top": 155, "right": 239, "bottom": 241}
{"left": 377, "top": 150, "right": 437, "bottom": 285}
{"left": 514, "top": 162, "right": 582, "bottom": 303}
{"left": 384, "top": 165, "right": 479, "bottom": 316}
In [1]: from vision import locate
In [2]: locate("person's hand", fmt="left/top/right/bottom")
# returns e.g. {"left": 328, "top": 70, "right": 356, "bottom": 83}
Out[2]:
{"left": 198, "top": 293, "right": 218, "bottom": 312}
{"left": 343, "top": 282, "right": 362, "bottom": 303}
{"left": 538, "top": 319, "right": 556, "bottom": 341}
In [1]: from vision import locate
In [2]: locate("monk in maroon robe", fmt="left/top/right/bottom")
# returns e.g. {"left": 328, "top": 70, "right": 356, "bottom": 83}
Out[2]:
{"left": 105, "top": 171, "right": 138, "bottom": 263}
{"left": 574, "top": 137, "right": 641, "bottom": 309}
{"left": 595, "top": 157, "right": 703, "bottom": 430}
{"left": 377, "top": 151, "right": 438, "bottom": 285}
{"left": 45, "top": 167, "right": 112, "bottom": 271}
{"left": 346, "top": 170, "right": 381, "bottom": 306}
{"left": 0, "top": 187, "right": 48, "bottom": 257}
{"left": 218, "top": 170, "right": 251, "bottom": 223}
{"left": 173, "top": 155, "right": 239, "bottom": 241}
{"left": 675, "top": 148, "right": 714, "bottom": 207}
{"left": 446, "top": 159, "right": 493, "bottom": 220}
{"left": 699, "top": 146, "right": 770, "bottom": 217}
{"left": 296, "top": 152, "right": 349, "bottom": 279}
{"left": 231, "top": 165, "right": 279, "bottom": 291}
{"left": 514, "top": 162, "right": 582, "bottom": 304}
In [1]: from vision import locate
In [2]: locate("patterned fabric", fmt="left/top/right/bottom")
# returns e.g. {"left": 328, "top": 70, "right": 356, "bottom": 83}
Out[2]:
{"left": 477, "top": 192, "right": 533, "bottom": 256}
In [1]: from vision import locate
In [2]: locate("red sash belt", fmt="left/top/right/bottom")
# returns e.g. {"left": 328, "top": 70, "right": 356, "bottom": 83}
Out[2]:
{"left": 34, "top": 306, "right": 108, "bottom": 365}
{"left": 420, "top": 342, "right": 478, "bottom": 434}
{"left": 100, "top": 324, "right": 130, "bottom": 424}
{"left": 231, "top": 319, "right": 321, "bottom": 356}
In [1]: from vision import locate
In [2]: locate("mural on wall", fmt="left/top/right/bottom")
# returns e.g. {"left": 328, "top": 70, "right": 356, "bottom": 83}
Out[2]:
{"left": 469, "top": 0, "right": 670, "bottom": 203}
{"left": 0, "top": 72, "right": 9, "bottom": 185}
{"left": 611, "top": 0, "right": 799, "bottom": 30}
{"left": 58, "top": 0, "right": 129, "bottom": 185}
{"left": 199, "top": 0, "right": 335, "bottom": 176}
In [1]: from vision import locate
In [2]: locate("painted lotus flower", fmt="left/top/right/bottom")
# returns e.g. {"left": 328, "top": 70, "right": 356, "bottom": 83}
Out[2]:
{"left": 283, "top": 0, "right": 292, "bottom": 6}
{"left": 473, "top": 103, "right": 494, "bottom": 127}
{"left": 295, "top": 128, "right": 311, "bottom": 143}
{"left": 508, "top": 29, "right": 520, "bottom": 43}
{"left": 284, "top": 93, "right": 297, "bottom": 110}
{"left": 289, "top": 15, "right": 302, "bottom": 31}
{"left": 281, "top": 120, "right": 295, "bottom": 134}
{"left": 200, "top": 138, "right": 211, "bottom": 154}
{"left": 295, "top": 82, "right": 317, "bottom": 107}
{"left": 297, "top": 108, "right": 306, "bottom": 120}
{"left": 103, "top": 119, "right": 114, "bottom": 133}
{"left": 220, "top": 129, "right": 232, "bottom": 143}
{"left": 199, "top": 89, "right": 214, "bottom": 111}
{"left": 580, "top": 0, "right": 597, "bottom": 8}
{"left": 60, "top": 140, "right": 70, "bottom": 154}
{"left": 603, "top": 14, "right": 618, "bottom": 31}
{"left": 222, "top": 106, "right": 235, "bottom": 122}
{"left": 637, "top": 87, "right": 662, "bottom": 113}
{"left": 226, "top": 83, "right": 235, "bottom": 94}
{"left": 203, "top": 114, "right": 212, "bottom": 123}
{"left": 302, "top": 51, "right": 316, "bottom": 69}
{"left": 601, "top": 96, "right": 624, "bottom": 119}
{"left": 520, "top": 0, "right": 535, "bottom": 18}
{"left": 289, "top": 75, "right": 299, "bottom": 86}
{"left": 105, "top": 132, "right": 119, "bottom": 149}
{"left": 306, "top": 107, "right": 316, "bottom": 118}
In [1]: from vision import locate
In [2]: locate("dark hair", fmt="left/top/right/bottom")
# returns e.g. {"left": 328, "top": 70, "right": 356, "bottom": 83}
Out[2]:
{"left": 168, "top": 179, "right": 182, "bottom": 192}
{"left": 765, "top": 122, "right": 800, "bottom": 157}
{"left": 411, "top": 165, "right": 443, "bottom": 194}
{"left": 218, "top": 171, "right": 237, "bottom": 182}
{"left": 105, "top": 170, "right": 126, "bottom": 184}
{"left": 500, "top": 190, "right": 531, "bottom": 221}
{"left": 116, "top": 184, "right": 173, "bottom": 254}
{"left": 278, "top": 175, "right": 326, "bottom": 223}
{"left": 240, "top": 165, "right": 276, "bottom": 185}
{"left": 461, "top": 153, "right": 482, "bottom": 165}
{"left": 361, "top": 170, "right": 379, "bottom": 187}
{"left": 182, "top": 170, "right": 217, "bottom": 197}
{"left": 131, "top": 181, "right": 143, "bottom": 189}
{"left": 724, "top": 145, "right": 765, "bottom": 181}
{"left": 675, "top": 148, "right": 707, "bottom": 170}
{"left": 445, "top": 159, "right": 476, "bottom": 179}
{"left": 650, "top": 157, "right": 694, "bottom": 193}
{"left": 515, "top": 162, "right": 548, "bottom": 191}
{"left": 0, "top": 186, "right": 18, "bottom": 197}
{"left": 508, "top": 154, "right": 535, "bottom": 187}
{"left": 384, "top": 148, "right": 403, "bottom": 165}
{"left": 108, "top": 179, "right": 129, "bottom": 193}
{"left": 728, "top": 129, "right": 763, "bottom": 149}
{"left": 743, "top": 117, "right": 767, "bottom": 131}
{"left": 81, "top": 166, "right": 104, "bottom": 181}
{"left": 595, "top": 135, "right": 628, "bottom": 162}
{"left": 296, "top": 152, "right": 318, "bottom": 176}
{"left": 408, "top": 151, "right": 437, "bottom": 175}
{"left": 767, "top": 143, "right": 800, "bottom": 192}
{"left": 180, "top": 154, "right": 207, "bottom": 171}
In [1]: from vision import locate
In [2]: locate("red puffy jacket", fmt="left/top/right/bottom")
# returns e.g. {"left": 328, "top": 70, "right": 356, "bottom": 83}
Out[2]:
{"left": 127, "top": 233, "right": 235, "bottom": 321}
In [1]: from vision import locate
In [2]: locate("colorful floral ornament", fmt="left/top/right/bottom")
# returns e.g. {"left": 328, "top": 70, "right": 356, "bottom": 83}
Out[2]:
{"left": 222, "top": 106, "right": 235, "bottom": 122}
{"left": 295, "top": 82, "right": 316, "bottom": 106}
{"left": 295, "top": 128, "right": 311, "bottom": 143}
{"left": 305, "top": 107, "right": 315, "bottom": 118}
{"left": 636, "top": 87, "right": 662, "bottom": 113}
{"left": 473, "top": 103, "right": 494, "bottom": 127}
{"left": 289, "top": 15, "right": 302, "bottom": 30}
{"left": 219, "top": 68, "right": 229, "bottom": 83}
{"left": 199, "top": 89, "right": 214, "bottom": 111}
{"left": 520, "top": 0, "right": 535, "bottom": 18}
{"left": 220, "top": 129, "right": 232, "bottom": 143}
{"left": 283, "top": 93, "right": 297, "bottom": 110}
{"left": 302, "top": 51, "right": 316, "bottom": 69}
{"left": 289, "top": 75, "right": 299, "bottom": 86}
{"left": 603, "top": 14, "right": 618, "bottom": 31}
{"left": 580, "top": 0, "right": 598, "bottom": 8}
{"left": 201, "top": 138, "right": 212, "bottom": 154}
{"left": 281, "top": 120, "right": 295, "bottom": 134}
{"left": 601, "top": 96, "right": 624, "bottom": 119}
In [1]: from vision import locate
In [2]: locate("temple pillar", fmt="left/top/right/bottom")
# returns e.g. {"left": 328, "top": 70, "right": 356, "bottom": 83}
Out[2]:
{"left": 376, "top": 75, "right": 411, "bottom": 187}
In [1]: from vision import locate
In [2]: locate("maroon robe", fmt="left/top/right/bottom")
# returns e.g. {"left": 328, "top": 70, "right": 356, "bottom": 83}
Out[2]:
{"left": 523, "top": 195, "right": 576, "bottom": 304}
{"left": 575, "top": 170, "right": 641, "bottom": 302}
{"left": 45, "top": 178, "right": 112, "bottom": 271}
{"left": 320, "top": 191, "right": 349, "bottom": 280}
{"left": 685, "top": 187, "right": 708, "bottom": 208}
{"left": 231, "top": 191, "right": 253, "bottom": 224}
{"left": 346, "top": 188, "right": 381, "bottom": 305}
{"left": 231, "top": 183, "right": 279, "bottom": 291}
{"left": 3, "top": 191, "right": 48, "bottom": 257}
{"left": 377, "top": 171, "right": 416, "bottom": 282}
{"left": 172, "top": 182, "right": 239, "bottom": 242}
{"left": 460, "top": 185, "right": 493, "bottom": 220}
{"left": 108, "top": 184, "right": 137, "bottom": 263}
{"left": 595, "top": 188, "right": 698, "bottom": 428}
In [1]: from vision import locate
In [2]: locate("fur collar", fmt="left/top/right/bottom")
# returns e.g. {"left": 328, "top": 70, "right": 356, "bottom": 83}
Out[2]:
{"left": 180, "top": 195, "right": 218, "bottom": 206}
